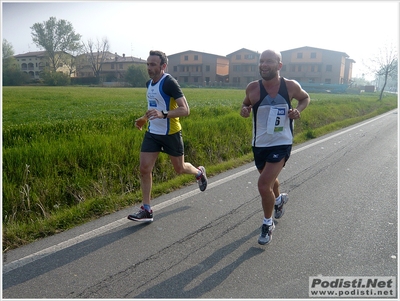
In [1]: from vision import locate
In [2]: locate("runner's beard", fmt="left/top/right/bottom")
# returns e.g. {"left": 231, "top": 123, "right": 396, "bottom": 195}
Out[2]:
{"left": 260, "top": 69, "right": 277, "bottom": 81}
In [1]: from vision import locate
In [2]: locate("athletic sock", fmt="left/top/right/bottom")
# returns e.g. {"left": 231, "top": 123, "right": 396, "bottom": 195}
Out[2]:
{"left": 196, "top": 169, "right": 202, "bottom": 178}
{"left": 263, "top": 217, "right": 273, "bottom": 226}
{"left": 275, "top": 194, "right": 282, "bottom": 206}
{"left": 143, "top": 204, "right": 151, "bottom": 212}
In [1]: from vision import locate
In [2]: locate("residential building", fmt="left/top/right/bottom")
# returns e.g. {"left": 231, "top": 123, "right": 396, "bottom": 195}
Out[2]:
{"left": 280, "top": 46, "right": 355, "bottom": 85}
{"left": 167, "top": 50, "right": 229, "bottom": 86}
{"left": 13, "top": 46, "right": 356, "bottom": 90}
{"left": 226, "top": 48, "right": 260, "bottom": 87}
{"left": 13, "top": 51, "right": 74, "bottom": 79}
{"left": 76, "top": 52, "right": 146, "bottom": 81}
{"left": 101, "top": 53, "right": 147, "bottom": 81}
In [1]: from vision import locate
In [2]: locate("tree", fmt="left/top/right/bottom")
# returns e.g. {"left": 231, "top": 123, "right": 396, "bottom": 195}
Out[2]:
{"left": 2, "top": 39, "right": 29, "bottom": 85}
{"left": 2, "top": 39, "right": 14, "bottom": 59}
{"left": 368, "top": 43, "right": 398, "bottom": 100}
{"left": 125, "top": 64, "right": 148, "bottom": 87}
{"left": 82, "top": 37, "right": 110, "bottom": 79}
{"left": 30, "top": 17, "right": 82, "bottom": 72}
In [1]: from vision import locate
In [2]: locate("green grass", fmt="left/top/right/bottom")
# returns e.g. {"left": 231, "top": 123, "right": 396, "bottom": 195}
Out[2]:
{"left": 2, "top": 86, "right": 397, "bottom": 251}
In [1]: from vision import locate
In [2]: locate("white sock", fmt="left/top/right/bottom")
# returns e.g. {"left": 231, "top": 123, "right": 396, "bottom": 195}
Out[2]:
{"left": 263, "top": 217, "right": 273, "bottom": 225}
{"left": 275, "top": 194, "right": 282, "bottom": 205}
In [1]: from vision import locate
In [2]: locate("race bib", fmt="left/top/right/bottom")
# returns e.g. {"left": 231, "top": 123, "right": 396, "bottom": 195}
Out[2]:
{"left": 267, "top": 107, "right": 286, "bottom": 134}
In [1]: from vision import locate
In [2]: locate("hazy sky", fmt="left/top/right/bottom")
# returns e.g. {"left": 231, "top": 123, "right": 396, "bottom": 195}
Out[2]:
{"left": 1, "top": 1, "right": 399, "bottom": 79}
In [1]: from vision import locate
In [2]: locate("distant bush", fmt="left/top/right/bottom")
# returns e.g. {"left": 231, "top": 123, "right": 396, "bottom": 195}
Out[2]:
{"left": 124, "top": 64, "right": 148, "bottom": 87}
{"left": 2, "top": 66, "right": 30, "bottom": 86}
{"left": 41, "top": 70, "right": 71, "bottom": 86}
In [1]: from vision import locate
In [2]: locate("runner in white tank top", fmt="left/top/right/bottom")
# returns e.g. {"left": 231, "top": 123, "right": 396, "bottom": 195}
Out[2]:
{"left": 240, "top": 49, "right": 310, "bottom": 245}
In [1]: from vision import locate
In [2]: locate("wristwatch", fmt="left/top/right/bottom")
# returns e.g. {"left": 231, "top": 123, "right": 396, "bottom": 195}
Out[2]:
{"left": 162, "top": 110, "right": 168, "bottom": 119}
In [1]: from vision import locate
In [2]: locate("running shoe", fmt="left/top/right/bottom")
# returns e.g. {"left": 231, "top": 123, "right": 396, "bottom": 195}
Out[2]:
{"left": 258, "top": 222, "right": 275, "bottom": 245}
{"left": 196, "top": 166, "right": 208, "bottom": 192}
{"left": 274, "top": 193, "right": 288, "bottom": 219}
{"left": 127, "top": 206, "right": 153, "bottom": 222}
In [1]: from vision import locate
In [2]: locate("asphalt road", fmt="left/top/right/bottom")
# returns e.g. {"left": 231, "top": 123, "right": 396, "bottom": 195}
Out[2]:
{"left": 3, "top": 110, "right": 398, "bottom": 298}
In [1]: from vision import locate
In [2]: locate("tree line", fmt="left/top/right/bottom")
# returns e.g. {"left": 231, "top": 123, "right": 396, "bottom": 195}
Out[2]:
{"left": 2, "top": 16, "right": 148, "bottom": 87}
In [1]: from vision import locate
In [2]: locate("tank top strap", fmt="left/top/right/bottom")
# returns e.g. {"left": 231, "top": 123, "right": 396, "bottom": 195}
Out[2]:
{"left": 277, "top": 77, "right": 291, "bottom": 107}
{"left": 258, "top": 80, "right": 268, "bottom": 100}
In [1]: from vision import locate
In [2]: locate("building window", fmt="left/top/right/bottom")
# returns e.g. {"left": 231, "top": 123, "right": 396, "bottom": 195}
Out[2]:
{"left": 325, "top": 78, "right": 331, "bottom": 84}
{"left": 119, "top": 63, "right": 123, "bottom": 69}
{"left": 233, "top": 65, "right": 241, "bottom": 71}
{"left": 326, "top": 65, "right": 332, "bottom": 72}
{"left": 194, "top": 55, "right": 198, "bottom": 60}
{"left": 297, "top": 53, "right": 303, "bottom": 59}
{"left": 291, "top": 65, "right": 296, "bottom": 72}
{"left": 206, "top": 65, "right": 210, "bottom": 72}
{"left": 173, "top": 66, "right": 178, "bottom": 72}
{"left": 184, "top": 55, "right": 188, "bottom": 61}
{"left": 310, "top": 52, "right": 316, "bottom": 58}
{"left": 194, "top": 77, "right": 198, "bottom": 83}
{"left": 245, "top": 54, "right": 254, "bottom": 59}
{"left": 236, "top": 55, "right": 241, "bottom": 60}
{"left": 183, "top": 76, "right": 188, "bottom": 82}
{"left": 111, "top": 63, "right": 115, "bottom": 69}
{"left": 297, "top": 66, "right": 302, "bottom": 72}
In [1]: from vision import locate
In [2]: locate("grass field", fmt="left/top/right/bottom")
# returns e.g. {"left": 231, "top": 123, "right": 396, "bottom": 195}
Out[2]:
{"left": 2, "top": 86, "right": 397, "bottom": 251}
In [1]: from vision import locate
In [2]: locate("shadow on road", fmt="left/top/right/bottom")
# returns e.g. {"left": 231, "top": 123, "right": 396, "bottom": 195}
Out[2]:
{"left": 134, "top": 228, "right": 264, "bottom": 298}
{"left": 3, "top": 205, "right": 191, "bottom": 290}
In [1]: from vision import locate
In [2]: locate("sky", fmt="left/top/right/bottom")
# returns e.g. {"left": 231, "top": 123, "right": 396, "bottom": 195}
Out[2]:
{"left": 1, "top": 1, "right": 399, "bottom": 80}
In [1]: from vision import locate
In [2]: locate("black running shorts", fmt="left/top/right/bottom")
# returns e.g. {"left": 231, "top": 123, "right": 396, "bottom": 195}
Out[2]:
{"left": 141, "top": 131, "right": 184, "bottom": 157}
{"left": 252, "top": 145, "right": 292, "bottom": 170}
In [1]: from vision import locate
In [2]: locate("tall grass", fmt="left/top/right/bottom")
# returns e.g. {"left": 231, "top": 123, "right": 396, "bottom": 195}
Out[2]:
{"left": 2, "top": 86, "right": 397, "bottom": 250}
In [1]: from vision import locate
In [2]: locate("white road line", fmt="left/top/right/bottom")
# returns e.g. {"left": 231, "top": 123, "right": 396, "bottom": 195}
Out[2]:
{"left": 3, "top": 110, "right": 395, "bottom": 273}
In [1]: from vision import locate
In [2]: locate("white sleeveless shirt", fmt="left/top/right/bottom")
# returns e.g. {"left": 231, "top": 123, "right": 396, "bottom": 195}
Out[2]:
{"left": 252, "top": 78, "right": 293, "bottom": 147}
{"left": 146, "top": 73, "right": 182, "bottom": 135}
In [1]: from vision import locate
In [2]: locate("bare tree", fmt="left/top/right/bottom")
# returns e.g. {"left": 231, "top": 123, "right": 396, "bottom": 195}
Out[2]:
{"left": 60, "top": 45, "right": 84, "bottom": 77}
{"left": 368, "top": 43, "right": 398, "bottom": 101}
{"left": 82, "top": 37, "right": 110, "bottom": 78}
